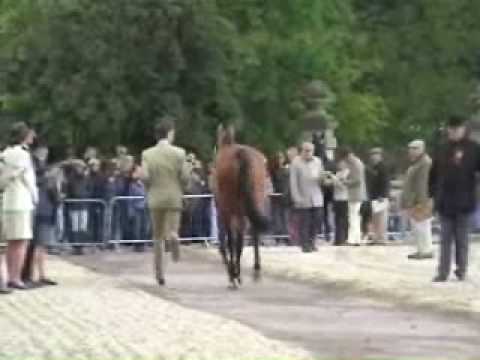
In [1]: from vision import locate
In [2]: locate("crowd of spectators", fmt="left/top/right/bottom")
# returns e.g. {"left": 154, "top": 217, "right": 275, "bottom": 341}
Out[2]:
{"left": 0, "top": 127, "right": 422, "bottom": 261}
{"left": 3, "top": 114, "right": 476, "bottom": 294}
{"left": 56, "top": 145, "right": 214, "bottom": 253}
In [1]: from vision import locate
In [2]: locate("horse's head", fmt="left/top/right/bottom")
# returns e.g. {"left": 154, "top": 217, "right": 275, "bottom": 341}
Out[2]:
{"left": 217, "top": 123, "right": 235, "bottom": 147}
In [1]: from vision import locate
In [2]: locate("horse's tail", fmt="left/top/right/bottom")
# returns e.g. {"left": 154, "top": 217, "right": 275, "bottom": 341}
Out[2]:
{"left": 237, "top": 148, "right": 269, "bottom": 232}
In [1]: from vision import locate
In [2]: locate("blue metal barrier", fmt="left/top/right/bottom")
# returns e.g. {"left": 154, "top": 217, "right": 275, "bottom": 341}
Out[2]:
{"left": 56, "top": 194, "right": 411, "bottom": 249}
{"left": 60, "top": 199, "right": 109, "bottom": 248}
{"left": 108, "top": 195, "right": 215, "bottom": 247}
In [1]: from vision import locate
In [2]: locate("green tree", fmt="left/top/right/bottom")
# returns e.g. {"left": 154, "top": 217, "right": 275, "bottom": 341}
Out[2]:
{"left": 354, "top": 0, "right": 480, "bottom": 146}
{"left": 3, "top": 0, "right": 480, "bottom": 155}
{"left": 218, "top": 0, "right": 387, "bottom": 151}
{"left": 0, "top": 0, "right": 237, "bottom": 157}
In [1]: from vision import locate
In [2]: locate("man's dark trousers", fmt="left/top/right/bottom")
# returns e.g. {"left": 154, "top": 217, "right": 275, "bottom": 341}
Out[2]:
{"left": 438, "top": 214, "right": 470, "bottom": 278}
{"left": 297, "top": 207, "right": 323, "bottom": 251}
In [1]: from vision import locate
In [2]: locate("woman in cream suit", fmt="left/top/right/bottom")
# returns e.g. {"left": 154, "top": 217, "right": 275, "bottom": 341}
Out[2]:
{"left": 2, "top": 122, "right": 37, "bottom": 290}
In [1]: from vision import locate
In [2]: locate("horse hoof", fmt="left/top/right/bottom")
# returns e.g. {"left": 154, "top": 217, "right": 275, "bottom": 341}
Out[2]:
{"left": 253, "top": 269, "right": 262, "bottom": 282}
{"left": 228, "top": 277, "right": 242, "bottom": 290}
{"left": 228, "top": 282, "right": 239, "bottom": 290}
{"left": 234, "top": 277, "right": 242, "bottom": 288}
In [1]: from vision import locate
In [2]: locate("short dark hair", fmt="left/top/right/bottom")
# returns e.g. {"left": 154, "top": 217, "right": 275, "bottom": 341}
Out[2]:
{"left": 154, "top": 116, "right": 175, "bottom": 140}
{"left": 336, "top": 146, "right": 352, "bottom": 160}
{"left": 447, "top": 114, "right": 467, "bottom": 128}
{"left": 10, "top": 121, "right": 31, "bottom": 145}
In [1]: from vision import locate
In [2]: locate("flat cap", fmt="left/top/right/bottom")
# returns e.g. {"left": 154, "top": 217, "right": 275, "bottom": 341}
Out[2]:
{"left": 408, "top": 139, "right": 425, "bottom": 150}
{"left": 369, "top": 147, "right": 383, "bottom": 155}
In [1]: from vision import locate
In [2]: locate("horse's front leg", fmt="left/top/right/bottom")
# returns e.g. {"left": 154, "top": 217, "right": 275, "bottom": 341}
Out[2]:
{"left": 220, "top": 225, "right": 235, "bottom": 287}
{"left": 252, "top": 230, "right": 261, "bottom": 281}
{"left": 226, "top": 228, "right": 238, "bottom": 289}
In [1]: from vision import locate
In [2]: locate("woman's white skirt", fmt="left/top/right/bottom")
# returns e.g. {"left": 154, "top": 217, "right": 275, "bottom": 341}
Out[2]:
{"left": 2, "top": 211, "right": 33, "bottom": 241}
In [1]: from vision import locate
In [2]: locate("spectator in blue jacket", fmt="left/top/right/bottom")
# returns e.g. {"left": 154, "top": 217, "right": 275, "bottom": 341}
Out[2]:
{"left": 127, "top": 164, "right": 150, "bottom": 250}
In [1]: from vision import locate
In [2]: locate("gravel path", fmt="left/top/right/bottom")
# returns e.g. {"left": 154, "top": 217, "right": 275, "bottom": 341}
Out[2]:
{"left": 0, "top": 257, "right": 311, "bottom": 360}
{"left": 226, "top": 242, "right": 480, "bottom": 316}
{"left": 69, "top": 247, "right": 480, "bottom": 360}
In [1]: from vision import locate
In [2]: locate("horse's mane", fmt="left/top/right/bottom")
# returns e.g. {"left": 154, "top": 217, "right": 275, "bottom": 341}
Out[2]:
{"left": 217, "top": 124, "right": 235, "bottom": 147}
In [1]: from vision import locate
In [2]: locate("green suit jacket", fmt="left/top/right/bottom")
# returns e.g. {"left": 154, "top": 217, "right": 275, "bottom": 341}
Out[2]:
{"left": 141, "top": 141, "right": 191, "bottom": 210}
{"left": 400, "top": 154, "right": 432, "bottom": 210}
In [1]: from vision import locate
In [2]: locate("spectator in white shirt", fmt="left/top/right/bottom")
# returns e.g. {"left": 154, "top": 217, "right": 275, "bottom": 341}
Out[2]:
{"left": 337, "top": 147, "right": 367, "bottom": 246}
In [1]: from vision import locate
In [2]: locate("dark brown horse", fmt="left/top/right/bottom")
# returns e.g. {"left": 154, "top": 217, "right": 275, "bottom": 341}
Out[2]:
{"left": 214, "top": 125, "right": 269, "bottom": 289}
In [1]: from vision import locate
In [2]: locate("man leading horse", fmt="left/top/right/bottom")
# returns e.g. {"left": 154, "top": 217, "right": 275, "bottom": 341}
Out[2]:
{"left": 141, "top": 117, "right": 192, "bottom": 286}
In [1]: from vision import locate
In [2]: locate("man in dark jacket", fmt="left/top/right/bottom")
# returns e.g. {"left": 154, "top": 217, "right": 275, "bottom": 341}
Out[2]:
{"left": 366, "top": 148, "right": 390, "bottom": 245}
{"left": 429, "top": 115, "right": 480, "bottom": 282}
{"left": 313, "top": 132, "right": 334, "bottom": 242}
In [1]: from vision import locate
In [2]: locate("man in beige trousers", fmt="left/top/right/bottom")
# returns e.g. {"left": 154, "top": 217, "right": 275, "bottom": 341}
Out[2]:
{"left": 142, "top": 117, "right": 191, "bottom": 286}
{"left": 337, "top": 147, "right": 367, "bottom": 246}
{"left": 401, "top": 140, "right": 434, "bottom": 260}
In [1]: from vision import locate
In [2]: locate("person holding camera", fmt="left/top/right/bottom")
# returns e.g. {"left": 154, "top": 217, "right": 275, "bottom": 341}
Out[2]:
{"left": 366, "top": 147, "right": 390, "bottom": 245}
{"left": 324, "top": 159, "right": 350, "bottom": 246}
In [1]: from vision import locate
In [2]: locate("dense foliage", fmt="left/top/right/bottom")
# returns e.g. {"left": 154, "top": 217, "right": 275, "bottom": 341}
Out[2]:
{"left": 1, "top": 0, "right": 479, "bottom": 157}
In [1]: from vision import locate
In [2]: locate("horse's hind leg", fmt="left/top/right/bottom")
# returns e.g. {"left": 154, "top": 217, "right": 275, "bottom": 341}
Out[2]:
{"left": 234, "top": 229, "right": 244, "bottom": 286}
{"left": 252, "top": 230, "right": 261, "bottom": 281}
{"left": 219, "top": 223, "right": 228, "bottom": 266}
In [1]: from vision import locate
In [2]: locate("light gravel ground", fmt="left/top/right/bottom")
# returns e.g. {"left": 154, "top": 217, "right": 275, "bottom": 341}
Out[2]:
{"left": 70, "top": 247, "right": 480, "bottom": 360}
{"left": 0, "top": 258, "right": 311, "bottom": 360}
{"left": 201, "top": 242, "right": 480, "bottom": 316}
{"left": 2, "top": 243, "right": 480, "bottom": 360}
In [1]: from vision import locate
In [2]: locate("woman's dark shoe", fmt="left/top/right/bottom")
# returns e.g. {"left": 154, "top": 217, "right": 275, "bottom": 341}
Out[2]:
{"left": 24, "top": 281, "right": 43, "bottom": 289}
{"left": 39, "top": 278, "right": 58, "bottom": 286}
{"left": 7, "top": 281, "right": 31, "bottom": 290}
{"left": 0, "top": 287, "right": 12, "bottom": 295}
{"left": 454, "top": 270, "right": 465, "bottom": 281}
{"left": 432, "top": 275, "right": 448, "bottom": 283}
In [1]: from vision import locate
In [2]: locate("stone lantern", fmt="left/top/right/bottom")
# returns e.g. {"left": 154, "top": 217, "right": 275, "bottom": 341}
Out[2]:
{"left": 467, "top": 84, "right": 480, "bottom": 230}
{"left": 302, "top": 80, "right": 337, "bottom": 160}
{"left": 468, "top": 83, "right": 480, "bottom": 143}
